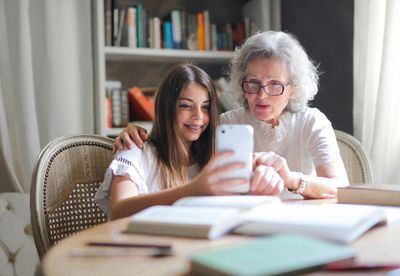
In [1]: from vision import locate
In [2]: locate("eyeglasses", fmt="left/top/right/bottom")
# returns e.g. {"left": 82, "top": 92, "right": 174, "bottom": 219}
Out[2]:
{"left": 241, "top": 80, "right": 290, "bottom": 96}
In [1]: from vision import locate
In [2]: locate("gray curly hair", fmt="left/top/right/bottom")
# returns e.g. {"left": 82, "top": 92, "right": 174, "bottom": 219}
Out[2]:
{"left": 229, "top": 31, "right": 319, "bottom": 112}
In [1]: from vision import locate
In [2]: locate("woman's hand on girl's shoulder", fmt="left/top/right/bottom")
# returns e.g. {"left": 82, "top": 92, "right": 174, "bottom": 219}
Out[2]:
{"left": 113, "top": 125, "right": 149, "bottom": 153}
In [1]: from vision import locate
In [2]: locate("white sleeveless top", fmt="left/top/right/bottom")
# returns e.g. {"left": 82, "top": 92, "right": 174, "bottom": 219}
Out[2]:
{"left": 94, "top": 142, "right": 199, "bottom": 219}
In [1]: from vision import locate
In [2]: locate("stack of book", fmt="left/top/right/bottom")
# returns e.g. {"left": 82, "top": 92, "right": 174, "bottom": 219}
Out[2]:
{"left": 105, "top": 81, "right": 129, "bottom": 128}
{"left": 106, "top": 82, "right": 155, "bottom": 128}
{"left": 337, "top": 184, "right": 400, "bottom": 206}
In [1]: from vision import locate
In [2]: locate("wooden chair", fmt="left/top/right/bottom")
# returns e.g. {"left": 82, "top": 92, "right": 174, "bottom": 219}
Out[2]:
{"left": 30, "top": 135, "right": 114, "bottom": 258}
{"left": 335, "top": 130, "right": 375, "bottom": 184}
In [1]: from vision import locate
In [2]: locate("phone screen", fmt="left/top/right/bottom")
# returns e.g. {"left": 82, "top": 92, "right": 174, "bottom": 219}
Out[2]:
{"left": 216, "top": 124, "right": 254, "bottom": 193}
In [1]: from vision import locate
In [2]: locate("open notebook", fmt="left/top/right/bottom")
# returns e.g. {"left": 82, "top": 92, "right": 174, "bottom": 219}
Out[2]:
{"left": 235, "top": 203, "right": 386, "bottom": 244}
{"left": 126, "top": 196, "right": 280, "bottom": 240}
{"left": 126, "top": 196, "right": 387, "bottom": 243}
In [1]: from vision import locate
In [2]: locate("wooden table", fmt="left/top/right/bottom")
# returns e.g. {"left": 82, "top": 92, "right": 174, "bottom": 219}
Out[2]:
{"left": 42, "top": 200, "right": 400, "bottom": 275}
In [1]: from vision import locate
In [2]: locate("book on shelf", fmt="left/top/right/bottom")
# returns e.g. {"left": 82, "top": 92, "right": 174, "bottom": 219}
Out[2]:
{"left": 110, "top": 89, "right": 129, "bottom": 127}
{"left": 125, "top": 196, "right": 387, "bottom": 243}
{"left": 106, "top": 81, "right": 128, "bottom": 127}
{"left": 337, "top": 184, "right": 400, "bottom": 206}
{"left": 104, "top": 0, "right": 113, "bottom": 46}
{"left": 203, "top": 10, "right": 210, "bottom": 51}
{"left": 126, "top": 196, "right": 280, "bottom": 240}
{"left": 112, "top": 6, "right": 119, "bottom": 45}
{"left": 115, "top": 9, "right": 125, "bottom": 46}
{"left": 190, "top": 234, "right": 356, "bottom": 275}
{"left": 163, "top": 22, "right": 173, "bottom": 49}
{"left": 171, "top": 10, "right": 182, "bottom": 49}
{"left": 196, "top": 12, "right": 205, "bottom": 51}
{"left": 126, "top": 7, "right": 137, "bottom": 48}
{"left": 180, "top": 10, "right": 188, "bottom": 49}
{"left": 153, "top": 17, "right": 161, "bottom": 49}
{"left": 135, "top": 3, "right": 144, "bottom": 48}
{"left": 105, "top": 96, "right": 112, "bottom": 128}
{"left": 128, "top": 86, "right": 155, "bottom": 121}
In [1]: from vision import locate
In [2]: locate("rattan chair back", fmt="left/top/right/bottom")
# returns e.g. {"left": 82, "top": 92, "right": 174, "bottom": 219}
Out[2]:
{"left": 30, "top": 135, "right": 114, "bottom": 258}
{"left": 335, "top": 130, "right": 375, "bottom": 184}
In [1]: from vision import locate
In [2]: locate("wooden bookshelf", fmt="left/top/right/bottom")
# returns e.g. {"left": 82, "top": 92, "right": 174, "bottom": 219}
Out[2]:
{"left": 105, "top": 47, "right": 234, "bottom": 63}
{"left": 92, "top": 0, "right": 279, "bottom": 137}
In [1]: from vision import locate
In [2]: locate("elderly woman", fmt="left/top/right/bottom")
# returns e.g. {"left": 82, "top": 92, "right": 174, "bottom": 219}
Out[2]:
{"left": 114, "top": 31, "right": 349, "bottom": 199}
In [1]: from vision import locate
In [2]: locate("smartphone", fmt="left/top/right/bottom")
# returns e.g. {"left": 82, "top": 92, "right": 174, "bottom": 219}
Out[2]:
{"left": 216, "top": 124, "right": 254, "bottom": 194}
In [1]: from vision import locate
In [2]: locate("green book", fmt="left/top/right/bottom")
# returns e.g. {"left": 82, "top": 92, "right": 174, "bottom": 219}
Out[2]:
{"left": 135, "top": 3, "right": 144, "bottom": 48}
{"left": 190, "top": 234, "right": 355, "bottom": 275}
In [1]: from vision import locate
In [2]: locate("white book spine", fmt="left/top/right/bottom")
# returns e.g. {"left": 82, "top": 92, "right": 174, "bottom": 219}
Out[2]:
{"left": 127, "top": 7, "right": 137, "bottom": 48}
{"left": 171, "top": 10, "right": 182, "bottom": 49}
{"left": 113, "top": 8, "right": 119, "bottom": 45}
{"left": 153, "top": 17, "right": 161, "bottom": 49}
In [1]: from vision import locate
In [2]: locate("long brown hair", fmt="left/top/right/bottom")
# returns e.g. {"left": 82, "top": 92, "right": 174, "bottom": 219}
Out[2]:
{"left": 149, "top": 64, "right": 219, "bottom": 189}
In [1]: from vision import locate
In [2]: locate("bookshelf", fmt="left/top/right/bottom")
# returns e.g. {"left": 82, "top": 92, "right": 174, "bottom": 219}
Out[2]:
{"left": 92, "top": 0, "right": 280, "bottom": 137}
{"left": 105, "top": 47, "right": 234, "bottom": 63}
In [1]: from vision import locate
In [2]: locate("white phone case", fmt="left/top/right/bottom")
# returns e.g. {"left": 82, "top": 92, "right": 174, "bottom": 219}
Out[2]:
{"left": 216, "top": 124, "right": 254, "bottom": 193}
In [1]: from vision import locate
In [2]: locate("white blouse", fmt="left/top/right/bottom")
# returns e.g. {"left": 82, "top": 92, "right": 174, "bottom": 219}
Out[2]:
{"left": 220, "top": 107, "right": 343, "bottom": 176}
{"left": 94, "top": 142, "right": 199, "bottom": 219}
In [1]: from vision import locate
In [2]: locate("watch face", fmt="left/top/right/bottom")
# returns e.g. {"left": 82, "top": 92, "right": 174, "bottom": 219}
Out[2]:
{"left": 297, "top": 178, "right": 307, "bottom": 195}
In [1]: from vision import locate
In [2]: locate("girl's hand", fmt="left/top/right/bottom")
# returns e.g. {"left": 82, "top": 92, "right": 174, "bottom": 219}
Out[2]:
{"left": 189, "top": 151, "right": 248, "bottom": 196}
{"left": 253, "top": 151, "right": 297, "bottom": 190}
{"left": 113, "top": 125, "right": 149, "bottom": 153}
{"left": 250, "top": 165, "right": 284, "bottom": 195}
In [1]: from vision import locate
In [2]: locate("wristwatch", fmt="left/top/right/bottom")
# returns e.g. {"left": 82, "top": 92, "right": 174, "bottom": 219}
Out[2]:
{"left": 289, "top": 176, "right": 307, "bottom": 195}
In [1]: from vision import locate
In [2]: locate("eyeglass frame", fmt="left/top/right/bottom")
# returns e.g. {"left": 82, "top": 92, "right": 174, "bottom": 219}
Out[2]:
{"left": 241, "top": 80, "right": 291, "bottom": 96}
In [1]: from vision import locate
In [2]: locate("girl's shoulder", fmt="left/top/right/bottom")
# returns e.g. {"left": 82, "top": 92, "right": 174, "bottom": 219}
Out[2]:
{"left": 114, "top": 141, "right": 157, "bottom": 164}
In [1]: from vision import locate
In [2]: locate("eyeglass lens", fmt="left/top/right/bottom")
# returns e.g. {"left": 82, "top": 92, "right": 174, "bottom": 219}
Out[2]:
{"left": 242, "top": 81, "right": 284, "bottom": 95}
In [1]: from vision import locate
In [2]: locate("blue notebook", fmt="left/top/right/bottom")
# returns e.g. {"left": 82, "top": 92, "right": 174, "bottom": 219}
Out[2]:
{"left": 190, "top": 234, "right": 355, "bottom": 275}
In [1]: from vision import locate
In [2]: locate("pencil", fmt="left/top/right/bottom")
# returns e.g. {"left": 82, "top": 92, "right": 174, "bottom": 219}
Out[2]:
{"left": 86, "top": 241, "right": 172, "bottom": 250}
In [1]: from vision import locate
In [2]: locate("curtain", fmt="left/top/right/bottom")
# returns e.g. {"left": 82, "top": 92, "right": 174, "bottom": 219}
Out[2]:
{"left": 0, "top": 0, "right": 94, "bottom": 192}
{"left": 354, "top": 0, "right": 400, "bottom": 184}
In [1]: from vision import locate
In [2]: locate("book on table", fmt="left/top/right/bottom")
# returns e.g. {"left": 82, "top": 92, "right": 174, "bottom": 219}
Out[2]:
{"left": 125, "top": 196, "right": 280, "bottom": 240}
{"left": 190, "top": 234, "right": 356, "bottom": 275}
{"left": 234, "top": 203, "right": 386, "bottom": 244}
{"left": 337, "top": 184, "right": 400, "bottom": 206}
{"left": 125, "top": 196, "right": 386, "bottom": 243}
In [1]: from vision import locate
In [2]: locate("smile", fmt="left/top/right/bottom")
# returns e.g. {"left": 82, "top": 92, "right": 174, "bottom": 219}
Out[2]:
{"left": 184, "top": 124, "right": 203, "bottom": 130}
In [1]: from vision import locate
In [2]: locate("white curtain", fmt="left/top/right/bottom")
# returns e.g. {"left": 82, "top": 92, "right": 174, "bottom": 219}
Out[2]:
{"left": 354, "top": 0, "right": 400, "bottom": 184}
{"left": 0, "top": 0, "right": 94, "bottom": 192}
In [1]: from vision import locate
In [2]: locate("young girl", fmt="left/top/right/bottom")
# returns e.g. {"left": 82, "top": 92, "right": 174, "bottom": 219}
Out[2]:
{"left": 95, "top": 64, "right": 283, "bottom": 220}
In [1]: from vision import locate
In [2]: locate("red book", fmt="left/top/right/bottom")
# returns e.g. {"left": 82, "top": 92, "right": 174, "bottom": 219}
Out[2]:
{"left": 128, "top": 87, "right": 155, "bottom": 121}
{"left": 105, "top": 96, "right": 112, "bottom": 128}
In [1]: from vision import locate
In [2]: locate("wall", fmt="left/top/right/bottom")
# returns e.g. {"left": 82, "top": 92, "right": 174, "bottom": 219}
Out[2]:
{"left": 281, "top": 0, "right": 354, "bottom": 134}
